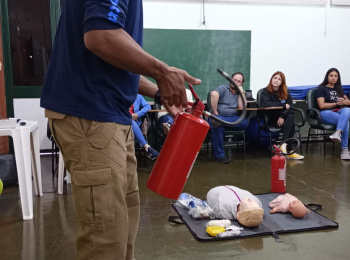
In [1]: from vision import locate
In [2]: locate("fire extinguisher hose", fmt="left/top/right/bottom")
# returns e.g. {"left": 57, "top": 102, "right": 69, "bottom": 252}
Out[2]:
{"left": 274, "top": 137, "right": 301, "bottom": 156}
{"left": 202, "top": 68, "right": 247, "bottom": 127}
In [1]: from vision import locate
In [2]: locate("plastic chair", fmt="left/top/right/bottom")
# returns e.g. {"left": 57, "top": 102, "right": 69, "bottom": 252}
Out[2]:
{"left": 305, "top": 88, "right": 336, "bottom": 156}
{"left": 205, "top": 90, "right": 247, "bottom": 159}
{"left": 256, "top": 89, "right": 305, "bottom": 154}
{"left": 58, "top": 153, "right": 71, "bottom": 195}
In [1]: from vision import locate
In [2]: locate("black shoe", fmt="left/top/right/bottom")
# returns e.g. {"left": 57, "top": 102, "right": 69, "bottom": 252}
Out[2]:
{"left": 215, "top": 156, "right": 231, "bottom": 164}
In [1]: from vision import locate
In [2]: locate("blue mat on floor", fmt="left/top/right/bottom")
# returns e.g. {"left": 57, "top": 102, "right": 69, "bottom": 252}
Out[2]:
{"left": 170, "top": 193, "right": 338, "bottom": 242}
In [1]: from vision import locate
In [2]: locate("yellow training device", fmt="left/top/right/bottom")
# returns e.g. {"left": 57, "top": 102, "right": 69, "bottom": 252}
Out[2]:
{"left": 206, "top": 226, "right": 225, "bottom": 237}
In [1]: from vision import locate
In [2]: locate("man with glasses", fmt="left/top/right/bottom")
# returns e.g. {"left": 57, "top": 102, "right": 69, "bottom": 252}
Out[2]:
{"left": 209, "top": 72, "right": 249, "bottom": 163}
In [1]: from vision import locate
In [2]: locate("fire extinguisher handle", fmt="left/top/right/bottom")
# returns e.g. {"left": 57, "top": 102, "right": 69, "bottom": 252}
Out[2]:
{"left": 274, "top": 137, "right": 301, "bottom": 156}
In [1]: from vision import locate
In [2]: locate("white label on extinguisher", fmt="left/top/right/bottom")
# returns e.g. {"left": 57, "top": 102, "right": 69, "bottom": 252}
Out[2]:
{"left": 278, "top": 162, "right": 286, "bottom": 181}
{"left": 186, "top": 152, "right": 199, "bottom": 179}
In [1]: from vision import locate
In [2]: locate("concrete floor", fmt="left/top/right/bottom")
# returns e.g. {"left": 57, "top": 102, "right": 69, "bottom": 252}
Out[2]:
{"left": 0, "top": 141, "right": 349, "bottom": 260}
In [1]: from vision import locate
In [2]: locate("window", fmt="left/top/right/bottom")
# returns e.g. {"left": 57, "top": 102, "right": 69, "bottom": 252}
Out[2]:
{"left": 8, "top": 0, "right": 52, "bottom": 86}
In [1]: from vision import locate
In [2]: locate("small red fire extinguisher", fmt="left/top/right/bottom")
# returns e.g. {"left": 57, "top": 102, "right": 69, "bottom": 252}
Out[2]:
{"left": 271, "top": 145, "right": 286, "bottom": 193}
{"left": 271, "top": 138, "right": 300, "bottom": 193}
{"left": 147, "top": 69, "right": 248, "bottom": 200}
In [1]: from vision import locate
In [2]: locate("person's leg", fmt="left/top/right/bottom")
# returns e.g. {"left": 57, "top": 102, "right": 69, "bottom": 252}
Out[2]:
{"left": 209, "top": 117, "right": 226, "bottom": 159}
{"left": 320, "top": 109, "right": 340, "bottom": 126}
{"left": 321, "top": 109, "right": 341, "bottom": 143}
{"left": 132, "top": 120, "right": 148, "bottom": 148}
{"left": 281, "top": 114, "right": 295, "bottom": 151}
{"left": 49, "top": 114, "right": 139, "bottom": 260}
{"left": 226, "top": 115, "right": 249, "bottom": 131}
{"left": 337, "top": 108, "right": 350, "bottom": 148}
{"left": 125, "top": 126, "right": 140, "bottom": 260}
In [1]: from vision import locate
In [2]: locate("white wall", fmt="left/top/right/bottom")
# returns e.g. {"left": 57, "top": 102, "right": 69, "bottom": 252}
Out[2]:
{"left": 13, "top": 1, "right": 350, "bottom": 150}
{"left": 143, "top": 1, "right": 350, "bottom": 90}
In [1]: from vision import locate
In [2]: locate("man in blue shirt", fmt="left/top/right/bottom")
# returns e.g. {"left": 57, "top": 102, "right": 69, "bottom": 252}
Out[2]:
{"left": 209, "top": 72, "right": 249, "bottom": 163}
{"left": 41, "top": 1, "right": 200, "bottom": 259}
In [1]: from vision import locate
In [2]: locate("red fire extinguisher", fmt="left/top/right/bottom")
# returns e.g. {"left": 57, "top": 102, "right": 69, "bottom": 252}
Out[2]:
{"left": 271, "top": 138, "right": 300, "bottom": 193}
{"left": 147, "top": 69, "right": 247, "bottom": 200}
{"left": 271, "top": 145, "right": 286, "bottom": 193}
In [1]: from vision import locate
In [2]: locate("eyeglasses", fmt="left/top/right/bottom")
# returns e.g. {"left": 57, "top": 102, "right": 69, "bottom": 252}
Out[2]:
{"left": 232, "top": 79, "right": 243, "bottom": 85}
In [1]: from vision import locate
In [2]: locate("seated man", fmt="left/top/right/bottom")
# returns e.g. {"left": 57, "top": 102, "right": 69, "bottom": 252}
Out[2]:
{"left": 210, "top": 72, "right": 249, "bottom": 163}
{"left": 207, "top": 185, "right": 264, "bottom": 227}
{"left": 130, "top": 94, "right": 159, "bottom": 160}
{"left": 269, "top": 193, "right": 309, "bottom": 218}
{"left": 157, "top": 89, "right": 194, "bottom": 135}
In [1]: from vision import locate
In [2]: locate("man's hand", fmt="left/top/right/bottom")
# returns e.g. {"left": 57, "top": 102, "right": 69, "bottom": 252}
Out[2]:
{"left": 285, "top": 104, "right": 290, "bottom": 109}
{"left": 277, "top": 117, "right": 284, "bottom": 127}
{"left": 155, "top": 67, "right": 201, "bottom": 108}
{"left": 162, "top": 99, "right": 186, "bottom": 118}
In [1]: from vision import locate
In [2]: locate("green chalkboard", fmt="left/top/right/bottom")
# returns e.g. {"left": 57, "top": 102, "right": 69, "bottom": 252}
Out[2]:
{"left": 143, "top": 29, "right": 251, "bottom": 101}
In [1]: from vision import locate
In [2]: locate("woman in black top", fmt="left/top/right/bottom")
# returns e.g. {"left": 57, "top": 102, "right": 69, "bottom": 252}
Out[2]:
{"left": 261, "top": 71, "right": 303, "bottom": 160}
{"left": 316, "top": 68, "right": 350, "bottom": 160}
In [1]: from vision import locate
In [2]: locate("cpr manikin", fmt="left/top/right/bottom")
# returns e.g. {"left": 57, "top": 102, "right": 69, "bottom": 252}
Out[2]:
{"left": 269, "top": 193, "right": 309, "bottom": 218}
{"left": 207, "top": 186, "right": 264, "bottom": 227}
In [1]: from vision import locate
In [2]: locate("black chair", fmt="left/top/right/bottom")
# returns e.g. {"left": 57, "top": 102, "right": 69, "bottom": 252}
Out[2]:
{"left": 205, "top": 90, "right": 247, "bottom": 159}
{"left": 47, "top": 122, "right": 59, "bottom": 175}
{"left": 305, "top": 88, "right": 336, "bottom": 156}
{"left": 150, "top": 102, "right": 167, "bottom": 151}
{"left": 256, "top": 89, "right": 305, "bottom": 154}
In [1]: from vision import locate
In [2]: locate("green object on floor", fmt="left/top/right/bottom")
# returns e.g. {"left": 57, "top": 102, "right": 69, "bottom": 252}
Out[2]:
{"left": 0, "top": 179, "right": 3, "bottom": 195}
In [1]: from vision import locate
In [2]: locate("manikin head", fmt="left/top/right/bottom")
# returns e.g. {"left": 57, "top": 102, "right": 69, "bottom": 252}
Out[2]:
{"left": 236, "top": 197, "right": 264, "bottom": 227}
{"left": 289, "top": 200, "right": 309, "bottom": 218}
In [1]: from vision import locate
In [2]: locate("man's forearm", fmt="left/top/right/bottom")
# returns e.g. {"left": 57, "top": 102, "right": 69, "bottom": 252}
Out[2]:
{"left": 139, "top": 76, "right": 158, "bottom": 99}
{"left": 84, "top": 29, "right": 167, "bottom": 82}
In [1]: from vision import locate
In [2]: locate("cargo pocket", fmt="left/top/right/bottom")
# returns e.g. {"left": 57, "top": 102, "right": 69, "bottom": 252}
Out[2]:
{"left": 73, "top": 166, "right": 115, "bottom": 223}
{"left": 87, "top": 122, "right": 127, "bottom": 168}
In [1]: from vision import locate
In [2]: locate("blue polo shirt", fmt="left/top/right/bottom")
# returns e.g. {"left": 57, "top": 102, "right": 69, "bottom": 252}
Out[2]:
{"left": 213, "top": 84, "right": 239, "bottom": 116}
{"left": 41, "top": 0, "right": 143, "bottom": 125}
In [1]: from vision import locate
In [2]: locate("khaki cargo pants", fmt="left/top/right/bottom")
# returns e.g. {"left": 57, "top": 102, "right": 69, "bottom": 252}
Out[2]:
{"left": 46, "top": 110, "right": 140, "bottom": 260}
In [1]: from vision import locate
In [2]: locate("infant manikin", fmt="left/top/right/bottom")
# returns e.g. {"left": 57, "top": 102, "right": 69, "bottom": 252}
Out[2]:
{"left": 269, "top": 193, "right": 309, "bottom": 218}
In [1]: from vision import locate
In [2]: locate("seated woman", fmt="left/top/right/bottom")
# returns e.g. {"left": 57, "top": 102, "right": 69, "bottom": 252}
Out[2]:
{"left": 316, "top": 68, "right": 350, "bottom": 160}
{"left": 261, "top": 71, "right": 304, "bottom": 160}
{"left": 130, "top": 94, "right": 159, "bottom": 160}
{"left": 206, "top": 185, "right": 264, "bottom": 227}
{"left": 269, "top": 193, "right": 309, "bottom": 218}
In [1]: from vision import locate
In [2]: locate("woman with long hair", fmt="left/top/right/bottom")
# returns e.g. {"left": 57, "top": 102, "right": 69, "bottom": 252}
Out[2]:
{"left": 261, "top": 71, "right": 304, "bottom": 159}
{"left": 316, "top": 68, "right": 350, "bottom": 160}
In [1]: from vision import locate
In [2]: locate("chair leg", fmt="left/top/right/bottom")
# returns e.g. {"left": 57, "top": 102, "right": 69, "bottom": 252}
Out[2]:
{"left": 243, "top": 134, "right": 246, "bottom": 160}
{"left": 322, "top": 130, "right": 326, "bottom": 156}
{"left": 269, "top": 133, "right": 273, "bottom": 157}
{"left": 298, "top": 132, "right": 302, "bottom": 155}
{"left": 306, "top": 127, "right": 312, "bottom": 152}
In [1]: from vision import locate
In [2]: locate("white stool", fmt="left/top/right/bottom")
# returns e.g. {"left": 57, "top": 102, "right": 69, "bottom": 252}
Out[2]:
{"left": 0, "top": 120, "right": 43, "bottom": 220}
{"left": 58, "top": 152, "right": 71, "bottom": 194}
